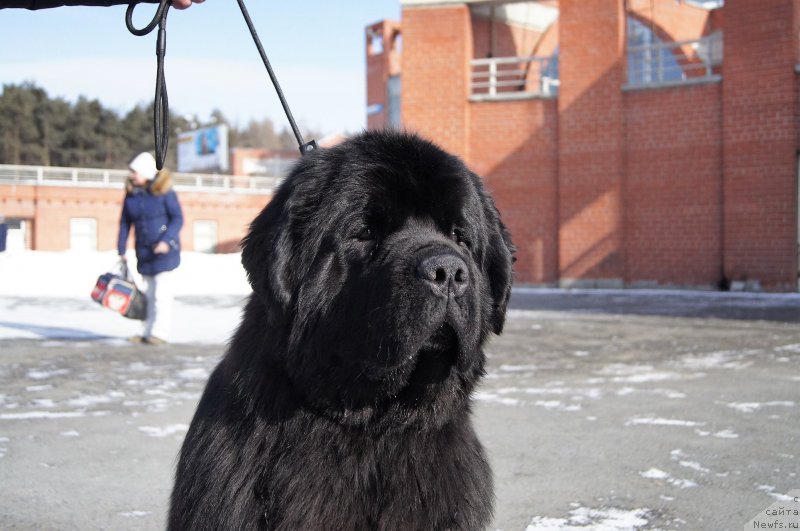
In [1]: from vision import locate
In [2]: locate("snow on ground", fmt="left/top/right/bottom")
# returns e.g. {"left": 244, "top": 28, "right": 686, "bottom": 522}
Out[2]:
{"left": 526, "top": 506, "right": 651, "bottom": 530}
{"left": 2, "top": 250, "right": 799, "bottom": 344}
{"left": 0, "top": 250, "right": 249, "bottom": 344}
{"left": 0, "top": 250, "right": 250, "bottom": 298}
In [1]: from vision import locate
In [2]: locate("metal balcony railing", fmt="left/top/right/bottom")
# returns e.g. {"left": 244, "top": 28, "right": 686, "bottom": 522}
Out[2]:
{"left": 627, "top": 31, "right": 723, "bottom": 88}
{"left": 0, "top": 164, "right": 282, "bottom": 194}
{"left": 470, "top": 55, "right": 559, "bottom": 101}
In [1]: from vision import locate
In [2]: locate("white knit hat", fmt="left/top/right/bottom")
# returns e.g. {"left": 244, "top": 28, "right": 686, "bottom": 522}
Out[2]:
{"left": 128, "top": 152, "right": 158, "bottom": 180}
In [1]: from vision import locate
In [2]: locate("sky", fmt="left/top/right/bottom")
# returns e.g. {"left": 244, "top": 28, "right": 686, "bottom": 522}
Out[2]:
{"left": 0, "top": 1, "right": 401, "bottom": 137}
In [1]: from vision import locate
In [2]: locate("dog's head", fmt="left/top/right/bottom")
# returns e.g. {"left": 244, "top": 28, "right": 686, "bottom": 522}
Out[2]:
{"left": 242, "top": 131, "right": 514, "bottom": 417}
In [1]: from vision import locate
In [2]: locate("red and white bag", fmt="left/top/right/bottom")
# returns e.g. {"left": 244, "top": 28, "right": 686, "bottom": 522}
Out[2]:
{"left": 91, "top": 261, "right": 147, "bottom": 321}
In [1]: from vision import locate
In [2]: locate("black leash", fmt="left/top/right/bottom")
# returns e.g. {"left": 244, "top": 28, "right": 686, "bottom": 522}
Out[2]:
{"left": 126, "top": 0, "right": 170, "bottom": 170}
{"left": 235, "top": 0, "right": 317, "bottom": 157}
{"left": 125, "top": 0, "right": 316, "bottom": 170}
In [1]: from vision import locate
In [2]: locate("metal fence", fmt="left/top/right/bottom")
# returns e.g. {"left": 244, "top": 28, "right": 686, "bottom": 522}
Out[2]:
{"left": 0, "top": 164, "right": 280, "bottom": 194}
{"left": 470, "top": 55, "right": 559, "bottom": 101}
{"left": 627, "top": 31, "right": 723, "bottom": 88}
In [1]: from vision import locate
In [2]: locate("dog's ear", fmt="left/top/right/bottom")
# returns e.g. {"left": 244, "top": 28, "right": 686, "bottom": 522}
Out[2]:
{"left": 240, "top": 182, "right": 294, "bottom": 312}
{"left": 478, "top": 180, "right": 515, "bottom": 335}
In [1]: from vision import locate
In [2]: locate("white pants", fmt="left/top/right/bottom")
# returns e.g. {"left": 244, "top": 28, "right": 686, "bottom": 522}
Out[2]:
{"left": 141, "top": 270, "right": 175, "bottom": 340}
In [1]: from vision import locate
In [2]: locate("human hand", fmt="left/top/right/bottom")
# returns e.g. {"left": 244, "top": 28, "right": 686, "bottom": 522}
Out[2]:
{"left": 154, "top": 241, "right": 170, "bottom": 254}
{"left": 173, "top": 0, "right": 205, "bottom": 10}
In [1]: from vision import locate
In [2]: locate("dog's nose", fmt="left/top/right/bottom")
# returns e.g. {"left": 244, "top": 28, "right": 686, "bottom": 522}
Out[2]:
{"left": 417, "top": 253, "right": 469, "bottom": 297}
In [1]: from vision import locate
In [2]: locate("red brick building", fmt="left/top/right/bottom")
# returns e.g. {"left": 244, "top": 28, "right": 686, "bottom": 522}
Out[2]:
{"left": 367, "top": 0, "right": 799, "bottom": 291}
{"left": 0, "top": 165, "right": 275, "bottom": 254}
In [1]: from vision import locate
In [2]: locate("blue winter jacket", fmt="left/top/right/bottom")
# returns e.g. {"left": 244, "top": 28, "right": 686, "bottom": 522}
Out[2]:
{"left": 117, "top": 171, "right": 183, "bottom": 276}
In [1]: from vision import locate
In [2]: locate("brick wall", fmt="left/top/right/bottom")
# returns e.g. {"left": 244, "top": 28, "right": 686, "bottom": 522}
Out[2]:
{"left": 722, "top": 0, "right": 798, "bottom": 290}
{"left": 558, "top": 0, "right": 626, "bottom": 286}
{"left": 469, "top": 98, "right": 559, "bottom": 285}
{"left": 624, "top": 83, "right": 723, "bottom": 288}
{"left": 0, "top": 184, "right": 270, "bottom": 253}
{"left": 401, "top": 5, "right": 472, "bottom": 158}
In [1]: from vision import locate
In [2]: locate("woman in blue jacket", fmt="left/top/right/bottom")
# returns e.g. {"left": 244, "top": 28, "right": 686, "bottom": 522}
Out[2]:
{"left": 118, "top": 152, "right": 183, "bottom": 345}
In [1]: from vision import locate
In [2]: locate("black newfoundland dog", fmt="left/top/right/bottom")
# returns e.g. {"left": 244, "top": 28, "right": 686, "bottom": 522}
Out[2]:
{"left": 169, "top": 130, "right": 514, "bottom": 530}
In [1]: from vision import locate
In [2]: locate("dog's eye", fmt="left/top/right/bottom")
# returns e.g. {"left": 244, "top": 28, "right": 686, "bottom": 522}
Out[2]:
{"left": 356, "top": 227, "right": 375, "bottom": 241}
{"left": 450, "top": 228, "right": 472, "bottom": 250}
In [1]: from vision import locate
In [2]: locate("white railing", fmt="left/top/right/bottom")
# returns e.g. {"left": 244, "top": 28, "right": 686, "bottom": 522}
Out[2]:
{"left": 627, "top": 31, "right": 723, "bottom": 88}
{"left": 470, "top": 55, "right": 559, "bottom": 100}
{"left": 0, "top": 164, "right": 282, "bottom": 195}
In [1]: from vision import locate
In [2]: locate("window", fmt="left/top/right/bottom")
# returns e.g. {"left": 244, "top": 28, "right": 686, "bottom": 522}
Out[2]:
{"left": 193, "top": 220, "right": 218, "bottom": 253}
{"left": 70, "top": 218, "right": 97, "bottom": 251}
{"left": 2, "top": 218, "right": 30, "bottom": 251}
{"left": 627, "top": 17, "right": 684, "bottom": 85}
{"left": 387, "top": 75, "right": 401, "bottom": 129}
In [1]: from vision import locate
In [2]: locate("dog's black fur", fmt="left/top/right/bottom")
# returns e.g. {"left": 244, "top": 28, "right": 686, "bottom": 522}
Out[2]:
{"left": 169, "top": 130, "right": 514, "bottom": 530}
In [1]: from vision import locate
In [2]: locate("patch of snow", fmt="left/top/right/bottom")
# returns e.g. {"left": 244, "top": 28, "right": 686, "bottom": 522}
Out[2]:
{"left": 474, "top": 392, "right": 523, "bottom": 406}
{"left": 640, "top": 467, "right": 698, "bottom": 489}
{"left": 534, "top": 400, "right": 581, "bottom": 412}
{"left": 625, "top": 416, "right": 706, "bottom": 427}
{"left": 176, "top": 368, "right": 210, "bottom": 380}
{"left": 26, "top": 369, "right": 69, "bottom": 380}
{"left": 0, "top": 251, "right": 249, "bottom": 298}
{"left": 756, "top": 485, "right": 795, "bottom": 502}
{"left": 138, "top": 424, "right": 189, "bottom": 438}
{"left": 66, "top": 394, "right": 116, "bottom": 407}
{"left": 60, "top": 430, "right": 80, "bottom": 437}
{"left": 675, "top": 350, "right": 757, "bottom": 370}
{"left": 499, "top": 364, "right": 539, "bottom": 372}
{"left": 726, "top": 401, "right": 795, "bottom": 413}
{"left": 653, "top": 389, "right": 686, "bottom": 399}
{"left": 526, "top": 506, "right": 651, "bottom": 530}
{"left": 614, "top": 372, "right": 691, "bottom": 383}
{"left": 25, "top": 384, "right": 53, "bottom": 392}
{"left": 640, "top": 468, "right": 669, "bottom": 479}
{"left": 515, "top": 387, "right": 570, "bottom": 396}
{"left": 0, "top": 286, "right": 244, "bottom": 346}
{"left": 713, "top": 429, "right": 739, "bottom": 439}
{"left": 0, "top": 410, "right": 86, "bottom": 420}
{"left": 670, "top": 478, "right": 698, "bottom": 488}
{"left": 678, "top": 461, "right": 710, "bottom": 474}
{"left": 597, "top": 364, "right": 692, "bottom": 384}
{"left": 775, "top": 343, "right": 800, "bottom": 353}
{"left": 596, "top": 364, "right": 653, "bottom": 376}
{"left": 118, "top": 510, "right": 152, "bottom": 518}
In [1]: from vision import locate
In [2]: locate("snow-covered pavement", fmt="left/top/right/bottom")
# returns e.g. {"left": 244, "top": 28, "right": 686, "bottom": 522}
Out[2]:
{"left": 0, "top": 251, "right": 250, "bottom": 343}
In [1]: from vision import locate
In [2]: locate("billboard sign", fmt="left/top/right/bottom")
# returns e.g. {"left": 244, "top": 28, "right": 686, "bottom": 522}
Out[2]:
{"left": 177, "top": 125, "right": 229, "bottom": 173}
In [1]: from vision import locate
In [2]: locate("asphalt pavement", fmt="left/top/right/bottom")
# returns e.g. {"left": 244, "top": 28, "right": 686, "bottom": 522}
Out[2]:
{"left": 1, "top": 290, "right": 798, "bottom": 530}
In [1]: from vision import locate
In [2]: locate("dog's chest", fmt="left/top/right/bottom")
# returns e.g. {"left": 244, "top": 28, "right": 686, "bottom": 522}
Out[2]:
{"left": 260, "top": 420, "right": 491, "bottom": 530}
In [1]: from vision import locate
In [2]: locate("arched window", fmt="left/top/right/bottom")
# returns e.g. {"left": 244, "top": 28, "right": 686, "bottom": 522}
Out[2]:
{"left": 627, "top": 17, "right": 683, "bottom": 85}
